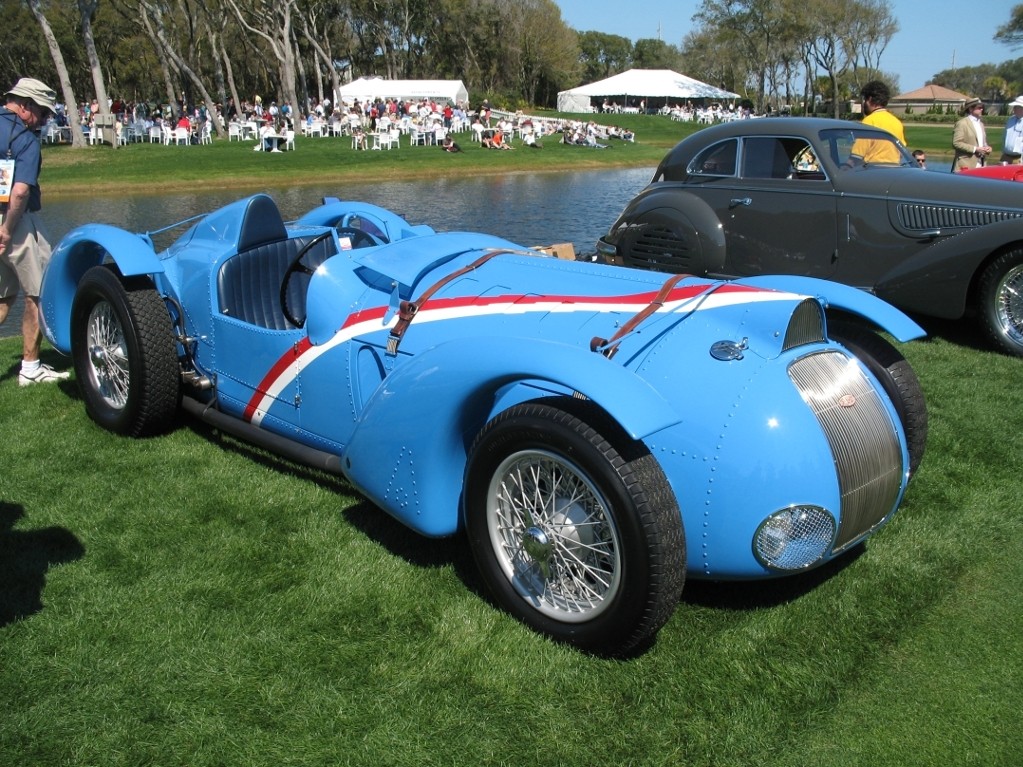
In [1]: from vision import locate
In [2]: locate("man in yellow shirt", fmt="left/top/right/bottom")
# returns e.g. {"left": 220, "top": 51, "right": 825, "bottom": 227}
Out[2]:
{"left": 849, "top": 80, "right": 906, "bottom": 166}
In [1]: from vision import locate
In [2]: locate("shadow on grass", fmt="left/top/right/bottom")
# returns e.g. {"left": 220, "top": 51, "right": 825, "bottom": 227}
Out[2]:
{"left": 179, "top": 413, "right": 870, "bottom": 656}
{"left": 0, "top": 502, "right": 85, "bottom": 627}
{"left": 183, "top": 417, "right": 486, "bottom": 589}
{"left": 682, "top": 545, "right": 864, "bottom": 611}
{"left": 910, "top": 313, "right": 999, "bottom": 356}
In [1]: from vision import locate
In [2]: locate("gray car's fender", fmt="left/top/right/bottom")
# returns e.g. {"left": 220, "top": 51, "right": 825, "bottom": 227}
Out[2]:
{"left": 607, "top": 186, "right": 726, "bottom": 274}
{"left": 873, "top": 217, "right": 1023, "bottom": 319}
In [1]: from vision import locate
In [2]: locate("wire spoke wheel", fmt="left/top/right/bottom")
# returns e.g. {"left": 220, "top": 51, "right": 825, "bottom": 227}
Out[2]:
{"left": 489, "top": 449, "right": 622, "bottom": 621}
{"left": 979, "top": 248, "right": 1023, "bottom": 357}
{"left": 465, "top": 399, "right": 685, "bottom": 655}
{"left": 71, "top": 265, "right": 180, "bottom": 437}
{"left": 993, "top": 261, "right": 1023, "bottom": 348}
{"left": 85, "top": 300, "right": 131, "bottom": 409}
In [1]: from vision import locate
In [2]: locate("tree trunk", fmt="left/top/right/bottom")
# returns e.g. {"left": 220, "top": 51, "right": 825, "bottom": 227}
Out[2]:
{"left": 79, "top": 0, "right": 117, "bottom": 148}
{"left": 27, "top": 0, "right": 87, "bottom": 149}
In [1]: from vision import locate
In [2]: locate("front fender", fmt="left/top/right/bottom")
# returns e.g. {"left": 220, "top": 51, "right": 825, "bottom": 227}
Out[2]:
{"left": 341, "top": 337, "right": 681, "bottom": 537}
{"left": 40, "top": 224, "right": 163, "bottom": 353}
{"left": 871, "top": 219, "right": 1023, "bottom": 319}
{"left": 738, "top": 274, "right": 926, "bottom": 343}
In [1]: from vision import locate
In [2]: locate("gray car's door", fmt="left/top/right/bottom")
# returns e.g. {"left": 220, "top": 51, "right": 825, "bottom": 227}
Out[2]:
{"left": 689, "top": 136, "right": 840, "bottom": 279}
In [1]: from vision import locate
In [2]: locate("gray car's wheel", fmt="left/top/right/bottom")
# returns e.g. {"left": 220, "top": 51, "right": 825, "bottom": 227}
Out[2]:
{"left": 464, "top": 399, "right": 685, "bottom": 655}
{"left": 977, "top": 247, "right": 1023, "bottom": 357}
{"left": 71, "top": 265, "right": 180, "bottom": 437}
{"left": 829, "top": 322, "right": 928, "bottom": 476}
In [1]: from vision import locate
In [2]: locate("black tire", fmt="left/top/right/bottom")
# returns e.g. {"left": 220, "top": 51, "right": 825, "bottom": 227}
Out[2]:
{"left": 464, "top": 399, "right": 686, "bottom": 655}
{"left": 829, "top": 322, "right": 928, "bottom": 476}
{"left": 71, "top": 265, "right": 180, "bottom": 437}
{"left": 977, "top": 247, "right": 1023, "bottom": 357}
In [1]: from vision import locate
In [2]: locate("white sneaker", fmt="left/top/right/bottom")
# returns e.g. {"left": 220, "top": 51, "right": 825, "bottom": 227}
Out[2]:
{"left": 19, "top": 364, "right": 71, "bottom": 386}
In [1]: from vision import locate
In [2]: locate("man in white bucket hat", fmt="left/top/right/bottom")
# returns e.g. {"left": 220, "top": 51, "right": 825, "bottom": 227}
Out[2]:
{"left": 0, "top": 76, "right": 70, "bottom": 385}
{"left": 1001, "top": 95, "right": 1023, "bottom": 165}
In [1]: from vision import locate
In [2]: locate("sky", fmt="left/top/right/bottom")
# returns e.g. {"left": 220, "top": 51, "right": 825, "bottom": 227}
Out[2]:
{"left": 554, "top": 0, "right": 1017, "bottom": 96}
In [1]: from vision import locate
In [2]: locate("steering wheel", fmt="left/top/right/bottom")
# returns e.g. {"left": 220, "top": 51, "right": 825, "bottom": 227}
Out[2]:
{"left": 280, "top": 230, "right": 335, "bottom": 329}
{"left": 335, "top": 225, "right": 382, "bottom": 250}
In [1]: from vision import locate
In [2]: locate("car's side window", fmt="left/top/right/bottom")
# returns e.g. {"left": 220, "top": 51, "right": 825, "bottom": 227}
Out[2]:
{"left": 688, "top": 140, "right": 737, "bottom": 177}
{"left": 741, "top": 137, "right": 828, "bottom": 181}
{"left": 791, "top": 141, "right": 828, "bottom": 180}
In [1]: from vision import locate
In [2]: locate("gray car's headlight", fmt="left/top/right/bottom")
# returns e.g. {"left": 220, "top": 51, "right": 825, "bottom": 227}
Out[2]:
{"left": 753, "top": 506, "right": 836, "bottom": 570}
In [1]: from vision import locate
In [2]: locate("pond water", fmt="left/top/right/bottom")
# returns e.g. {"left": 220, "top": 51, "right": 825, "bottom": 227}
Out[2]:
{"left": 3, "top": 167, "right": 656, "bottom": 338}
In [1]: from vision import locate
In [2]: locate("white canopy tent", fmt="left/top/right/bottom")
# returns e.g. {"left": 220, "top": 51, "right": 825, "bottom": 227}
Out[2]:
{"left": 336, "top": 77, "right": 468, "bottom": 105}
{"left": 557, "top": 69, "right": 740, "bottom": 112}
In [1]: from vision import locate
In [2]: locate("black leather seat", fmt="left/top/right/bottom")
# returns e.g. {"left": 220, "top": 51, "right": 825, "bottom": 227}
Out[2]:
{"left": 217, "top": 196, "right": 336, "bottom": 329}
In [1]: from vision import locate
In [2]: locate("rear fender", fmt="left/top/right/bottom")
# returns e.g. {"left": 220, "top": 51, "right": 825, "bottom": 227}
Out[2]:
{"left": 738, "top": 274, "right": 926, "bottom": 342}
{"left": 40, "top": 224, "right": 163, "bottom": 353}
{"left": 606, "top": 186, "right": 727, "bottom": 274}
{"left": 341, "top": 337, "right": 680, "bottom": 537}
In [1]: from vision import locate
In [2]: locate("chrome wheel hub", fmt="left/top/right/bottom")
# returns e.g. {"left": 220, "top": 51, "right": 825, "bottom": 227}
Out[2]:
{"left": 86, "top": 301, "right": 130, "bottom": 409}
{"left": 488, "top": 449, "right": 622, "bottom": 622}
{"left": 996, "top": 263, "right": 1023, "bottom": 347}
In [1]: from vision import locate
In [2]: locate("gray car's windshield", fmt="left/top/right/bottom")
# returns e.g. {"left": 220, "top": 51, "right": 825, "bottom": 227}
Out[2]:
{"left": 820, "top": 128, "right": 917, "bottom": 169}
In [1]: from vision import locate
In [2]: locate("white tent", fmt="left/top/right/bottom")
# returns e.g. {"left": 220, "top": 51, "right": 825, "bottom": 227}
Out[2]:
{"left": 336, "top": 77, "right": 468, "bottom": 105}
{"left": 557, "top": 69, "right": 740, "bottom": 112}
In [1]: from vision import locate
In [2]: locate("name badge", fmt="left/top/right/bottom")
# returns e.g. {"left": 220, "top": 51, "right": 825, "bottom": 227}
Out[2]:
{"left": 0, "top": 158, "right": 15, "bottom": 204}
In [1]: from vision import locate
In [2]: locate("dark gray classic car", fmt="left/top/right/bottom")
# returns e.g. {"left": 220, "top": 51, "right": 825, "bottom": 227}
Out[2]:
{"left": 597, "top": 117, "right": 1023, "bottom": 356}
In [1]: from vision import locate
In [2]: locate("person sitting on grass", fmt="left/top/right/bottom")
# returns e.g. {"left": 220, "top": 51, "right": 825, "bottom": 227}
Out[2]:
{"left": 440, "top": 135, "right": 462, "bottom": 153}
{"left": 489, "top": 129, "right": 512, "bottom": 150}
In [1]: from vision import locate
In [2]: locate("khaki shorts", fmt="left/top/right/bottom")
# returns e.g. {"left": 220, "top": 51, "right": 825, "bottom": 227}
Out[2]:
{"left": 0, "top": 211, "right": 52, "bottom": 299}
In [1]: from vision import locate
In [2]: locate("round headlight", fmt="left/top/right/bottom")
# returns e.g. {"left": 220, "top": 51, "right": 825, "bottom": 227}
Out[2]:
{"left": 754, "top": 506, "right": 836, "bottom": 571}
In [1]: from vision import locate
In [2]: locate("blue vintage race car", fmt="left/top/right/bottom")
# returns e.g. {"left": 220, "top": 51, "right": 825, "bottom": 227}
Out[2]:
{"left": 40, "top": 194, "right": 927, "bottom": 654}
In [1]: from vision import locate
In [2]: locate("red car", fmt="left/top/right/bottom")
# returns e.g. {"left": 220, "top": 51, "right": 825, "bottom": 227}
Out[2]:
{"left": 959, "top": 164, "right": 1023, "bottom": 182}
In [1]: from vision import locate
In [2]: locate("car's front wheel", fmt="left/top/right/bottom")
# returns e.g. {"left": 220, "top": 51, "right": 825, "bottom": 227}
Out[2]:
{"left": 977, "top": 247, "right": 1023, "bottom": 357}
{"left": 71, "top": 265, "right": 180, "bottom": 437}
{"left": 464, "top": 400, "right": 685, "bottom": 655}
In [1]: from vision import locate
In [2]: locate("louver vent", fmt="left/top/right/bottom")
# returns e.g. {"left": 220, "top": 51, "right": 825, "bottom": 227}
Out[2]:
{"left": 897, "top": 203, "right": 1022, "bottom": 231}
{"left": 624, "top": 227, "right": 699, "bottom": 272}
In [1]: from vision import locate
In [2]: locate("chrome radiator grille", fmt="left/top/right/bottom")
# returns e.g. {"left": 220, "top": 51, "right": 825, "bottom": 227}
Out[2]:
{"left": 788, "top": 351, "right": 904, "bottom": 551}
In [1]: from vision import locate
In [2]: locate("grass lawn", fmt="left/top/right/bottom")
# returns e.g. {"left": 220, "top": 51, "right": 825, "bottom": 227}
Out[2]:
{"left": 41, "top": 113, "right": 696, "bottom": 199}
{"left": 1, "top": 111, "right": 1019, "bottom": 765}
{"left": 1, "top": 320, "right": 1021, "bottom": 766}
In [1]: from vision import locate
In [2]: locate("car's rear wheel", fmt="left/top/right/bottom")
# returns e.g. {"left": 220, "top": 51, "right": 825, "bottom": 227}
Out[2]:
{"left": 829, "top": 322, "right": 928, "bottom": 476}
{"left": 977, "top": 247, "right": 1023, "bottom": 357}
{"left": 464, "top": 399, "right": 685, "bottom": 655}
{"left": 71, "top": 265, "right": 180, "bottom": 437}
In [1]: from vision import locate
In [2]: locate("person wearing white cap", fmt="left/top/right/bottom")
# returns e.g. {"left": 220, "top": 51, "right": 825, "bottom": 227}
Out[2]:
{"left": 1001, "top": 95, "right": 1023, "bottom": 165}
{"left": 0, "top": 76, "right": 70, "bottom": 385}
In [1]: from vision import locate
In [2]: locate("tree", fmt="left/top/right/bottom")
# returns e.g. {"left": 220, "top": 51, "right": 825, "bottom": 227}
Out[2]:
{"left": 576, "top": 31, "right": 633, "bottom": 83}
{"left": 78, "top": 0, "right": 112, "bottom": 121}
{"left": 508, "top": 0, "right": 579, "bottom": 105}
{"left": 27, "top": 0, "right": 87, "bottom": 147}
{"left": 995, "top": 4, "right": 1023, "bottom": 48}
{"left": 226, "top": 0, "right": 301, "bottom": 116}
{"left": 680, "top": 27, "right": 747, "bottom": 100}
{"left": 983, "top": 75, "right": 1010, "bottom": 103}
{"left": 631, "top": 38, "right": 682, "bottom": 71}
